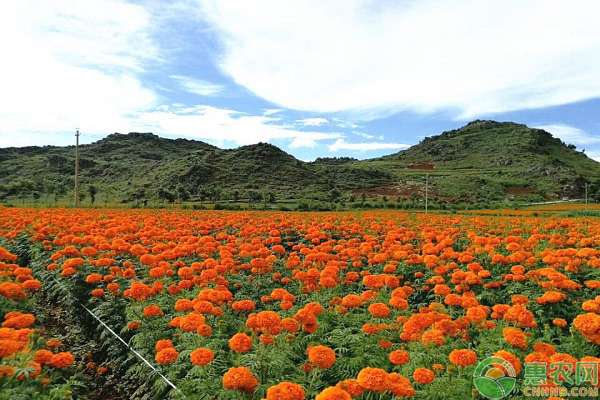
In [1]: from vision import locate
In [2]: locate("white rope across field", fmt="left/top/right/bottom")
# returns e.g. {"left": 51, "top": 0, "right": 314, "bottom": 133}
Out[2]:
{"left": 50, "top": 277, "right": 185, "bottom": 397}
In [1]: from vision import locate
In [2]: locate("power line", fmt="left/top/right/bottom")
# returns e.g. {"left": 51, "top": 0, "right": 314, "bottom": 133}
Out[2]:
{"left": 74, "top": 129, "right": 80, "bottom": 207}
{"left": 425, "top": 173, "right": 429, "bottom": 214}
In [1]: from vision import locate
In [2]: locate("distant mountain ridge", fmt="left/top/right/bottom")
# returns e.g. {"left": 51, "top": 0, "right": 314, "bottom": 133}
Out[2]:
{"left": 1, "top": 120, "right": 599, "bottom": 207}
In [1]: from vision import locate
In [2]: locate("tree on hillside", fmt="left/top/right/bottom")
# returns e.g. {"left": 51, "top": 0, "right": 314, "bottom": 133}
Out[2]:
{"left": 247, "top": 190, "right": 262, "bottom": 207}
{"left": 176, "top": 185, "right": 190, "bottom": 202}
{"left": 198, "top": 187, "right": 208, "bottom": 204}
{"left": 88, "top": 185, "right": 98, "bottom": 205}
{"left": 158, "top": 188, "right": 176, "bottom": 204}
{"left": 131, "top": 188, "right": 146, "bottom": 207}
{"left": 211, "top": 187, "right": 222, "bottom": 202}
{"left": 328, "top": 188, "right": 341, "bottom": 203}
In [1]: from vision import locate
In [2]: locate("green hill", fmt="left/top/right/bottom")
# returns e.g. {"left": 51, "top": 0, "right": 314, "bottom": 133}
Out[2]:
{"left": 1, "top": 120, "right": 599, "bottom": 208}
{"left": 361, "top": 120, "right": 600, "bottom": 204}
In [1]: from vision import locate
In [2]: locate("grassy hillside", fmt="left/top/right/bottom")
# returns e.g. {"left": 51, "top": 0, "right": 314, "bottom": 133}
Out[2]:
{"left": 1, "top": 120, "right": 599, "bottom": 208}
{"left": 360, "top": 120, "right": 600, "bottom": 204}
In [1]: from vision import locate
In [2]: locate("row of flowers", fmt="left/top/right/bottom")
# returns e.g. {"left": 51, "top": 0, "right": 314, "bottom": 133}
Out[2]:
{"left": 0, "top": 245, "right": 75, "bottom": 395}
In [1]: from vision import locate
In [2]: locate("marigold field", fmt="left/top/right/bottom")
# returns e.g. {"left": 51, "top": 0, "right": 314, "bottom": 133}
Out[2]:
{"left": 1, "top": 207, "right": 599, "bottom": 399}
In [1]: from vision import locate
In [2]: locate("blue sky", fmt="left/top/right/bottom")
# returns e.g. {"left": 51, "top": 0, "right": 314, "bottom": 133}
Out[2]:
{"left": 1, "top": 1, "right": 600, "bottom": 161}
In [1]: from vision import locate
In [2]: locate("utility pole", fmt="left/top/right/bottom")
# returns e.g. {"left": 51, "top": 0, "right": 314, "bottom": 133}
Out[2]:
{"left": 74, "top": 129, "right": 80, "bottom": 207}
{"left": 425, "top": 173, "right": 429, "bottom": 214}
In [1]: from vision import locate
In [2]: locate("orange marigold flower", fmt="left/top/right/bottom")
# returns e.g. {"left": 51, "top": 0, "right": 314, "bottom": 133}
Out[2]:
{"left": 190, "top": 347, "right": 214, "bottom": 366}
{"left": 228, "top": 332, "right": 253, "bottom": 353}
{"left": 421, "top": 328, "right": 446, "bottom": 346}
{"left": 413, "top": 367, "right": 435, "bottom": 384}
{"left": 357, "top": 367, "right": 388, "bottom": 392}
{"left": 336, "top": 379, "right": 364, "bottom": 397}
{"left": 533, "top": 342, "right": 556, "bottom": 356}
{"left": 341, "top": 294, "right": 363, "bottom": 308}
{"left": 127, "top": 321, "right": 141, "bottom": 330}
{"left": 307, "top": 345, "right": 336, "bottom": 369}
{"left": 34, "top": 349, "right": 54, "bottom": 365}
{"left": 50, "top": 352, "right": 75, "bottom": 369}
{"left": 552, "top": 318, "right": 567, "bottom": 328}
{"left": 22, "top": 279, "right": 41, "bottom": 291}
{"left": 448, "top": 349, "right": 477, "bottom": 367}
{"left": 197, "top": 324, "right": 213, "bottom": 337}
{"left": 85, "top": 273, "right": 103, "bottom": 284}
{"left": 387, "top": 372, "right": 415, "bottom": 397}
{"left": 573, "top": 313, "right": 600, "bottom": 345}
{"left": 536, "top": 291, "right": 567, "bottom": 305}
{"left": 281, "top": 317, "right": 300, "bottom": 333}
{"left": 503, "top": 327, "right": 528, "bottom": 350}
{"left": 155, "top": 339, "right": 174, "bottom": 352}
{"left": 266, "top": 381, "right": 305, "bottom": 400}
{"left": 46, "top": 338, "right": 62, "bottom": 349}
{"left": 0, "top": 365, "right": 15, "bottom": 377}
{"left": 3, "top": 312, "right": 35, "bottom": 329}
{"left": 155, "top": 347, "right": 178, "bottom": 365}
{"left": 582, "top": 300, "right": 600, "bottom": 313}
{"left": 143, "top": 304, "right": 163, "bottom": 318}
{"left": 368, "top": 303, "right": 391, "bottom": 318}
{"left": 315, "top": 387, "right": 351, "bottom": 400}
{"left": 389, "top": 349, "right": 410, "bottom": 366}
{"left": 232, "top": 299, "right": 256, "bottom": 313}
{"left": 222, "top": 366, "right": 259, "bottom": 393}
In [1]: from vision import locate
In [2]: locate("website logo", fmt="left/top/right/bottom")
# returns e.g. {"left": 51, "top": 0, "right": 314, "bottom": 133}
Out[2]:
{"left": 473, "top": 356, "right": 517, "bottom": 400}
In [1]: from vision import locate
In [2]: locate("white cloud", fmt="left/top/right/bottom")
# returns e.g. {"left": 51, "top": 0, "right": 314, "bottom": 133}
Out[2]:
{"left": 328, "top": 139, "right": 410, "bottom": 152}
{"left": 135, "top": 105, "right": 342, "bottom": 148}
{"left": 586, "top": 152, "right": 600, "bottom": 162}
{"left": 354, "top": 131, "right": 383, "bottom": 140}
{"left": 263, "top": 108, "right": 282, "bottom": 116}
{"left": 199, "top": 0, "right": 600, "bottom": 118}
{"left": 296, "top": 117, "right": 328, "bottom": 126}
{"left": 535, "top": 124, "right": 600, "bottom": 146}
{"left": 170, "top": 75, "right": 224, "bottom": 96}
{"left": 0, "top": 1, "right": 158, "bottom": 139}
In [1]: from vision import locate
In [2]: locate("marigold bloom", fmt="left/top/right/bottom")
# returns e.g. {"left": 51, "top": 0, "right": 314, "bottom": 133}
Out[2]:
{"left": 190, "top": 347, "right": 214, "bottom": 366}
{"left": 228, "top": 332, "right": 252, "bottom": 353}
{"left": 307, "top": 345, "right": 336, "bottom": 369}
{"left": 34, "top": 349, "right": 54, "bottom": 365}
{"left": 315, "top": 387, "right": 351, "bottom": 400}
{"left": 2, "top": 313, "right": 35, "bottom": 329}
{"left": 552, "top": 318, "right": 567, "bottom": 328}
{"left": 536, "top": 291, "right": 567, "bottom": 305}
{"left": 46, "top": 338, "right": 62, "bottom": 349}
{"left": 143, "top": 304, "right": 163, "bottom": 318}
{"left": 357, "top": 367, "right": 388, "bottom": 392}
{"left": 368, "top": 303, "right": 391, "bottom": 318}
{"left": 266, "top": 381, "right": 305, "bottom": 400}
{"left": 155, "top": 339, "right": 174, "bottom": 352}
{"left": 155, "top": 348, "right": 178, "bottom": 365}
{"left": 448, "top": 349, "right": 477, "bottom": 367}
{"left": 387, "top": 372, "right": 415, "bottom": 396}
{"left": 503, "top": 327, "right": 528, "bottom": 349}
{"left": 573, "top": 313, "right": 600, "bottom": 345}
{"left": 336, "top": 379, "right": 364, "bottom": 397}
{"left": 389, "top": 349, "right": 410, "bottom": 365}
{"left": 413, "top": 368, "right": 435, "bottom": 384}
{"left": 421, "top": 328, "right": 446, "bottom": 346}
{"left": 50, "top": 352, "right": 75, "bottom": 368}
{"left": 222, "top": 366, "right": 259, "bottom": 393}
